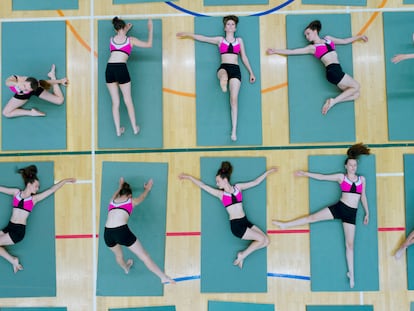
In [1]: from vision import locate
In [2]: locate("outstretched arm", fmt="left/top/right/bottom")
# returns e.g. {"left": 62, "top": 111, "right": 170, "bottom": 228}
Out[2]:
{"left": 326, "top": 34, "right": 368, "bottom": 45}
{"left": 33, "top": 178, "right": 76, "bottom": 204}
{"left": 0, "top": 185, "right": 19, "bottom": 196}
{"left": 238, "top": 37, "right": 255, "bottom": 83}
{"left": 178, "top": 174, "right": 222, "bottom": 199}
{"left": 236, "top": 167, "right": 278, "bottom": 191}
{"left": 266, "top": 45, "right": 314, "bottom": 56}
{"left": 130, "top": 19, "right": 153, "bottom": 48}
{"left": 111, "top": 177, "right": 125, "bottom": 201}
{"left": 176, "top": 32, "right": 222, "bottom": 45}
{"left": 391, "top": 53, "right": 414, "bottom": 64}
{"left": 5, "top": 75, "right": 28, "bottom": 87}
{"left": 360, "top": 176, "right": 369, "bottom": 225}
{"left": 132, "top": 179, "right": 153, "bottom": 206}
{"left": 295, "top": 170, "right": 343, "bottom": 182}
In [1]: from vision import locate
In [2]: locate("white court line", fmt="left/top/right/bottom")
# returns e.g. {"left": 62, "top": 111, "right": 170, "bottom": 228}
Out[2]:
{"left": 376, "top": 172, "right": 404, "bottom": 177}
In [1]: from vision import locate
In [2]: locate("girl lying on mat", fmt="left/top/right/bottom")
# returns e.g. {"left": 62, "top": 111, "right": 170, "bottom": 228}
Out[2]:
{"left": 3, "top": 64, "right": 68, "bottom": 118}
{"left": 267, "top": 20, "right": 368, "bottom": 115}
{"left": 104, "top": 177, "right": 175, "bottom": 284}
{"left": 179, "top": 161, "right": 277, "bottom": 269}
{"left": 0, "top": 165, "right": 75, "bottom": 273}
{"left": 105, "top": 17, "right": 153, "bottom": 137}
{"left": 272, "top": 143, "right": 370, "bottom": 288}
{"left": 177, "top": 15, "right": 256, "bottom": 142}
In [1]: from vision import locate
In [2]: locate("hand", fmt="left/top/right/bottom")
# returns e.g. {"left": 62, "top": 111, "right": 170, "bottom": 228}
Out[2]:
{"left": 125, "top": 23, "right": 133, "bottom": 33}
{"left": 63, "top": 178, "right": 76, "bottom": 184}
{"left": 359, "top": 35, "right": 368, "bottom": 42}
{"left": 144, "top": 179, "right": 153, "bottom": 191}
{"left": 60, "top": 78, "right": 69, "bottom": 86}
{"left": 266, "top": 48, "right": 276, "bottom": 55}
{"left": 119, "top": 177, "right": 125, "bottom": 187}
{"left": 178, "top": 173, "right": 190, "bottom": 180}
{"left": 294, "top": 170, "right": 307, "bottom": 177}
{"left": 176, "top": 32, "right": 189, "bottom": 39}
{"left": 363, "top": 214, "right": 369, "bottom": 225}
{"left": 391, "top": 54, "right": 406, "bottom": 64}
{"left": 267, "top": 167, "right": 278, "bottom": 175}
{"left": 249, "top": 74, "right": 256, "bottom": 83}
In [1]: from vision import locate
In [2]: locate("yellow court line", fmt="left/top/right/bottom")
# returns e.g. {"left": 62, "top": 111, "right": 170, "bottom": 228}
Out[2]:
{"left": 357, "top": 0, "right": 388, "bottom": 35}
{"left": 261, "top": 82, "right": 288, "bottom": 94}
{"left": 162, "top": 88, "right": 196, "bottom": 98}
{"left": 56, "top": 10, "right": 98, "bottom": 58}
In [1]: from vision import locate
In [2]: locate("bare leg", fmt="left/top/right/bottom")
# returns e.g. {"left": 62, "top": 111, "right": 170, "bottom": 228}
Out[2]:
{"left": 395, "top": 230, "right": 414, "bottom": 259}
{"left": 322, "top": 74, "right": 360, "bottom": 115}
{"left": 109, "top": 244, "right": 133, "bottom": 274}
{"left": 40, "top": 64, "right": 65, "bottom": 105}
{"left": 106, "top": 82, "right": 125, "bottom": 136}
{"left": 128, "top": 239, "right": 175, "bottom": 284}
{"left": 0, "top": 233, "right": 23, "bottom": 273}
{"left": 2, "top": 97, "right": 45, "bottom": 118}
{"left": 217, "top": 68, "right": 228, "bottom": 92}
{"left": 228, "top": 78, "right": 241, "bottom": 141}
{"left": 272, "top": 207, "right": 334, "bottom": 229}
{"left": 233, "top": 225, "right": 269, "bottom": 269}
{"left": 119, "top": 82, "right": 140, "bottom": 135}
{"left": 343, "top": 222, "right": 356, "bottom": 288}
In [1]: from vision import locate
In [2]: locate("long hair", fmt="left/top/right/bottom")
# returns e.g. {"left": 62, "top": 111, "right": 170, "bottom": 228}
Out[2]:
{"left": 216, "top": 161, "right": 233, "bottom": 181}
{"left": 119, "top": 181, "right": 133, "bottom": 196}
{"left": 345, "top": 143, "right": 370, "bottom": 164}
{"left": 18, "top": 165, "right": 38, "bottom": 185}
{"left": 25, "top": 77, "right": 51, "bottom": 91}
{"left": 305, "top": 20, "right": 322, "bottom": 33}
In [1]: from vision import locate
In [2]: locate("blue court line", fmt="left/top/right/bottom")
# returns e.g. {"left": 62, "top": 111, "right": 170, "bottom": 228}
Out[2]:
{"left": 172, "top": 273, "right": 310, "bottom": 283}
{"left": 164, "top": 1, "right": 295, "bottom": 17}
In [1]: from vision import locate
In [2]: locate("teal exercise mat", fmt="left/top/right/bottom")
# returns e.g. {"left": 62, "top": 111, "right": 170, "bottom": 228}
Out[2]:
{"left": 195, "top": 16, "right": 262, "bottom": 146}
{"left": 204, "top": 0, "right": 268, "bottom": 5}
{"left": 0, "top": 162, "right": 56, "bottom": 297}
{"left": 411, "top": 302, "right": 414, "bottom": 311}
{"left": 109, "top": 307, "right": 175, "bottom": 311}
{"left": 307, "top": 306, "right": 373, "bottom": 311}
{"left": 302, "top": 0, "right": 366, "bottom": 6}
{"left": 404, "top": 0, "right": 414, "bottom": 4}
{"left": 0, "top": 308, "right": 67, "bottom": 311}
{"left": 98, "top": 19, "right": 163, "bottom": 149}
{"left": 114, "top": 0, "right": 176, "bottom": 3}
{"left": 12, "top": 0, "right": 78, "bottom": 10}
{"left": 200, "top": 157, "right": 267, "bottom": 293}
{"left": 383, "top": 12, "right": 414, "bottom": 141}
{"left": 309, "top": 154, "right": 379, "bottom": 291}
{"left": 97, "top": 162, "right": 168, "bottom": 296}
{"left": 208, "top": 301, "right": 274, "bottom": 311}
{"left": 286, "top": 14, "right": 355, "bottom": 143}
{"left": 403, "top": 155, "right": 414, "bottom": 290}
{"left": 1, "top": 22, "right": 67, "bottom": 151}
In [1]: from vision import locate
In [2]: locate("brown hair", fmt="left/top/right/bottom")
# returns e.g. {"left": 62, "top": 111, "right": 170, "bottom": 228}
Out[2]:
{"left": 305, "top": 20, "right": 322, "bottom": 33}
{"left": 223, "top": 15, "right": 239, "bottom": 26}
{"left": 112, "top": 16, "right": 126, "bottom": 31}
{"left": 18, "top": 165, "right": 38, "bottom": 185}
{"left": 119, "top": 181, "right": 132, "bottom": 196}
{"left": 345, "top": 143, "right": 370, "bottom": 164}
{"left": 216, "top": 161, "right": 233, "bottom": 181}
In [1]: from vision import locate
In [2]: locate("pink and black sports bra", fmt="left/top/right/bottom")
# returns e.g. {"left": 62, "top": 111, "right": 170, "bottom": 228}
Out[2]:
{"left": 110, "top": 37, "right": 132, "bottom": 56}
{"left": 314, "top": 38, "right": 335, "bottom": 59}
{"left": 9, "top": 85, "right": 30, "bottom": 95}
{"left": 108, "top": 198, "right": 133, "bottom": 215}
{"left": 340, "top": 175, "right": 362, "bottom": 195}
{"left": 219, "top": 38, "right": 241, "bottom": 55}
{"left": 221, "top": 186, "right": 243, "bottom": 208}
{"left": 13, "top": 192, "right": 34, "bottom": 213}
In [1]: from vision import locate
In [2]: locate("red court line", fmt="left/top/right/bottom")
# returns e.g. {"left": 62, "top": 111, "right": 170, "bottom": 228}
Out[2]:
{"left": 166, "top": 232, "right": 201, "bottom": 236}
{"left": 56, "top": 234, "right": 98, "bottom": 239}
{"left": 268, "top": 229, "right": 309, "bottom": 234}
{"left": 378, "top": 227, "right": 405, "bottom": 232}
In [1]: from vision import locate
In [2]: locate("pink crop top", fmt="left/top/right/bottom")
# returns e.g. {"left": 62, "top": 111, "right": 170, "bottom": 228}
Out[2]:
{"left": 108, "top": 198, "right": 133, "bottom": 215}
{"left": 110, "top": 37, "right": 132, "bottom": 55}
{"left": 221, "top": 186, "right": 243, "bottom": 208}
{"left": 219, "top": 38, "right": 241, "bottom": 55}
{"left": 340, "top": 175, "right": 362, "bottom": 195}
{"left": 9, "top": 85, "right": 30, "bottom": 95}
{"left": 13, "top": 192, "right": 34, "bottom": 212}
{"left": 314, "top": 39, "right": 335, "bottom": 59}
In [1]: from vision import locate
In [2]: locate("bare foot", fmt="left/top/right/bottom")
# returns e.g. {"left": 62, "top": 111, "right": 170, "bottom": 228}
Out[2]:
{"left": 394, "top": 248, "right": 405, "bottom": 260}
{"left": 322, "top": 98, "right": 334, "bottom": 115}
{"left": 48, "top": 64, "right": 57, "bottom": 80}
{"left": 347, "top": 272, "right": 354, "bottom": 288}
{"left": 272, "top": 220, "right": 287, "bottom": 229}
{"left": 12, "top": 257, "right": 23, "bottom": 274}
{"left": 117, "top": 127, "right": 125, "bottom": 137}
{"left": 233, "top": 252, "right": 244, "bottom": 269}
{"left": 124, "top": 259, "right": 133, "bottom": 274}
{"left": 231, "top": 133, "right": 237, "bottom": 141}
{"left": 220, "top": 78, "right": 228, "bottom": 92}
{"left": 133, "top": 125, "right": 140, "bottom": 135}
{"left": 31, "top": 108, "right": 46, "bottom": 117}
{"left": 162, "top": 275, "right": 176, "bottom": 284}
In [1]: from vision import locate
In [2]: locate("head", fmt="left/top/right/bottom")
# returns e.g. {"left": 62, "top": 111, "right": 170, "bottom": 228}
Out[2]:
{"left": 223, "top": 15, "right": 239, "bottom": 32}
{"left": 112, "top": 16, "right": 126, "bottom": 32}
{"left": 18, "top": 165, "right": 40, "bottom": 194}
{"left": 216, "top": 161, "right": 233, "bottom": 189}
{"left": 304, "top": 20, "right": 321, "bottom": 43}
{"left": 22, "top": 77, "right": 39, "bottom": 93}
{"left": 344, "top": 143, "right": 370, "bottom": 173}
{"left": 119, "top": 181, "right": 133, "bottom": 198}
